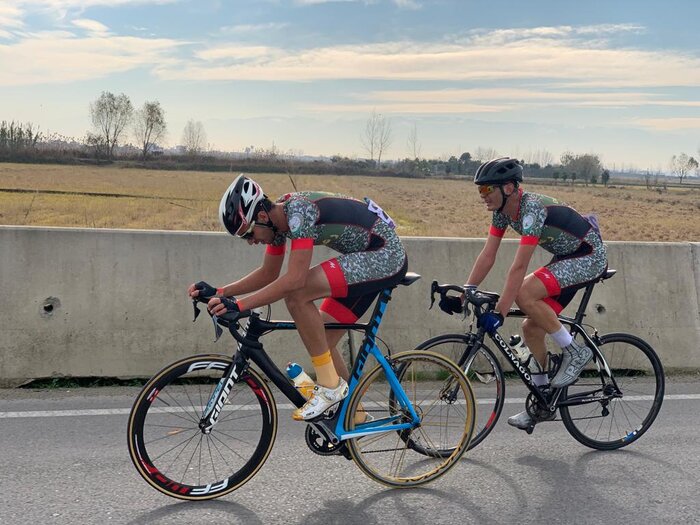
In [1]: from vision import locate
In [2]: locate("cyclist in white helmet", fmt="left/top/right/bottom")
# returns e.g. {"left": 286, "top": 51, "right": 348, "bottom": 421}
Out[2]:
{"left": 188, "top": 174, "right": 407, "bottom": 421}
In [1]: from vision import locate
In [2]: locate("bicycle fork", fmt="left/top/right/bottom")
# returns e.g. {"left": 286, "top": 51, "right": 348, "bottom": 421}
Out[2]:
{"left": 198, "top": 319, "right": 253, "bottom": 434}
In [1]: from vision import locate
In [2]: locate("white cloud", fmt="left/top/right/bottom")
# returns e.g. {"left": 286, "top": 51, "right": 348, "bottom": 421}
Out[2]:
{"left": 358, "top": 88, "right": 700, "bottom": 109}
{"left": 294, "top": 0, "right": 361, "bottom": 5}
{"left": 392, "top": 0, "right": 421, "bottom": 9}
{"left": 293, "top": 0, "right": 419, "bottom": 6}
{"left": 220, "top": 22, "right": 289, "bottom": 34}
{"left": 302, "top": 101, "right": 505, "bottom": 114}
{"left": 0, "top": 32, "right": 180, "bottom": 86}
{"left": 157, "top": 31, "right": 700, "bottom": 90}
{"left": 72, "top": 18, "right": 110, "bottom": 36}
{"left": 0, "top": 4, "right": 25, "bottom": 30}
{"left": 16, "top": 0, "right": 179, "bottom": 8}
{"left": 635, "top": 118, "right": 700, "bottom": 131}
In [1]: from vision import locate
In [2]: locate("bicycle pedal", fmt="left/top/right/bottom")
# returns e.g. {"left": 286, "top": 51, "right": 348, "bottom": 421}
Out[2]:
{"left": 526, "top": 425, "right": 535, "bottom": 435}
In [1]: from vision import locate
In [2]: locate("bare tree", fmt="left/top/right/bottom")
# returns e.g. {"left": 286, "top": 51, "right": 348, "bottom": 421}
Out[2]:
{"left": 89, "top": 91, "right": 133, "bottom": 159}
{"left": 670, "top": 153, "right": 699, "bottom": 184}
{"left": 361, "top": 110, "right": 392, "bottom": 166}
{"left": 473, "top": 146, "right": 499, "bottom": 162}
{"left": 406, "top": 122, "right": 421, "bottom": 159}
{"left": 527, "top": 148, "right": 554, "bottom": 167}
{"left": 182, "top": 119, "right": 207, "bottom": 157}
{"left": 133, "top": 101, "right": 166, "bottom": 159}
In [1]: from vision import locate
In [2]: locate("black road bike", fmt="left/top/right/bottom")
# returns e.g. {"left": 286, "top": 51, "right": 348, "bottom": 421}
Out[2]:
{"left": 419, "top": 269, "right": 664, "bottom": 451}
{"left": 127, "top": 273, "right": 476, "bottom": 500}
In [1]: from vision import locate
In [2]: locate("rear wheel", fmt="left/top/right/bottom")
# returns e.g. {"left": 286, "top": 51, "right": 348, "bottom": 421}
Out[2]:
{"left": 345, "top": 350, "right": 475, "bottom": 487}
{"left": 127, "top": 354, "right": 277, "bottom": 500}
{"left": 559, "top": 333, "right": 664, "bottom": 450}
{"left": 416, "top": 334, "right": 505, "bottom": 450}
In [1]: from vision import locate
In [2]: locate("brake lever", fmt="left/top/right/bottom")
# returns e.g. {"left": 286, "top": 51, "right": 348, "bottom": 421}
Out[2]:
{"left": 429, "top": 281, "right": 438, "bottom": 310}
{"left": 211, "top": 314, "right": 224, "bottom": 342}
{"left": 192, "top": 300, "right": 201, "bottom": 322}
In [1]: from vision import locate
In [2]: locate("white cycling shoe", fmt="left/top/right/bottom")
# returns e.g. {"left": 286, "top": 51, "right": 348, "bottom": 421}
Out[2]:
{"left": 551, "top": 340, "right": 593, "bottom": 389}
{"left": 292, "top": 378, "right": 349, "bottom": 421}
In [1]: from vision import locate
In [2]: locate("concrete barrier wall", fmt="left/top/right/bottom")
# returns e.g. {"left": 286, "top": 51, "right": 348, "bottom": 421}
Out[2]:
{"left": 1, "top": 226, "right": 698, "bottom": 386}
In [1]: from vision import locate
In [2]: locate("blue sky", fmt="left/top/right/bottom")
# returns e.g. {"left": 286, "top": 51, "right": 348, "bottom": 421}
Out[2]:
{"left": 2, "top": 0, "right": 699, "bottom": 170}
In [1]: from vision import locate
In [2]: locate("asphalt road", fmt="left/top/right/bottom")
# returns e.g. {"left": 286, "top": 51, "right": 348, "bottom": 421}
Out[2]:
{"left": 1, "top": 377, "right": 698, "bottom": 525}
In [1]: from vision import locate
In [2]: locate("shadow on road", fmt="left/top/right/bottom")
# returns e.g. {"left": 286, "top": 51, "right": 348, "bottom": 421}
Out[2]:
{"left": 125, "top": 499, "right": 263, "bottom": 525}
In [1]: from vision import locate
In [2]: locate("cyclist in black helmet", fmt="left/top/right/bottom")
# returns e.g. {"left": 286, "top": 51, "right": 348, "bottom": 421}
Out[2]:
{"left": 457, "top": 157, "right": 608, "bottom": 430}
{"left": 188, "top": 174, "right": 407, "bottom": 422}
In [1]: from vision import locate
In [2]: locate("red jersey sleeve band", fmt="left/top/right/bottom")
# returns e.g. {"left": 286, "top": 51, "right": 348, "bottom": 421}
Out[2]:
{"left": 489, "top": 225, "right": 506, "bottom": 238}
{"left": 291, "top": 238, "right": 314, "bottom": 250}
{"left": 265, "top": 244, "right": 286, "bottom": 256}
{"left": 520, "top": 235, "right": 539, "bottom": 245}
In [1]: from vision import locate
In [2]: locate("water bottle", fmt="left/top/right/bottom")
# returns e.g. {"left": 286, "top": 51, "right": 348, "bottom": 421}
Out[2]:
{"left": 286, "top": 362, "right": 315, "bottom": 399}
{"left": 508, "top": 335, "right": 542, "bottom": 375}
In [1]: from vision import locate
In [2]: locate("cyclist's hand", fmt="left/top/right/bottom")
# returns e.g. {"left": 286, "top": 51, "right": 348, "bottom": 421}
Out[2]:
{"left": 478, "top": 311, "right": 504, "bottom": 334}
{"left": 208, "top": 296, "right": 241, "bottom": 317}
{"left": 189, "top": 281, "right": 217, "bottom": 301}
{"left": 439, "top": 295, "right": 463, "bottom": 315}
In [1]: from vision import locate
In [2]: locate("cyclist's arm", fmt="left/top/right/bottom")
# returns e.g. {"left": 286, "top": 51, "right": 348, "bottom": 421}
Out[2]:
{"left": 236, "top": 241, "right": 314, "bottom": 310}
{"left": 465, "top": 233, "right": 502, "bottom": 286}
{"left": 496, "top": 242, "right": 537, "bottom": 316}
{"left": 218, "top": 248, "right": 285, "bottom": 297}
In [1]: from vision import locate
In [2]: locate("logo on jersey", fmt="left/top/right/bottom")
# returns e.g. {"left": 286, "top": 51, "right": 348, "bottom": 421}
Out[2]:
{"left": 288, "top": 213, "right": 302, "bottom": 234}
{"left": 522, "top": 214, "right": 535, "bottom": 230}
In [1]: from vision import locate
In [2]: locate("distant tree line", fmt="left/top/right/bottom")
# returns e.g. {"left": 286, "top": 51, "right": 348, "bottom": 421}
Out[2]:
{"left": 2, "top": 92, "right": 700, "bottom": 186}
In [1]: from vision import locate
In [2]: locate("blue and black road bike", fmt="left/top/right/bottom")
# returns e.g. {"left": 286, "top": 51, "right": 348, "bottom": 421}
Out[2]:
{"left": 127, "top": 273, "right": 476, "bottom": 500}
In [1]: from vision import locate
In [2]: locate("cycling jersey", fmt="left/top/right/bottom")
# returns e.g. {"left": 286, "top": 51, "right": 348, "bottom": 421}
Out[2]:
{"left": 489, "top": 189, "right": 608, "bottom": 313}
{"left": 267, "top": 192, "right": 407, "bottom": 322}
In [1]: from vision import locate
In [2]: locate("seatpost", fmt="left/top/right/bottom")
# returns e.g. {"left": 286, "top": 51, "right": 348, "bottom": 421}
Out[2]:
{"left": 573, "top": 283, "right": 596, "bottom": 325}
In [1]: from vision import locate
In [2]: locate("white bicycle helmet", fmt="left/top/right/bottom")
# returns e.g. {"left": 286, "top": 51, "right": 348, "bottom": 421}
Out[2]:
{"left": 219, "top": 174, "right": 266, "bottom": 237}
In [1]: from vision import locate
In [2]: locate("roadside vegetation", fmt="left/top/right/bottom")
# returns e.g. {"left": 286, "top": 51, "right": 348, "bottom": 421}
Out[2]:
{"left": 1, "top": 163, "right": 698, "bottom": 242}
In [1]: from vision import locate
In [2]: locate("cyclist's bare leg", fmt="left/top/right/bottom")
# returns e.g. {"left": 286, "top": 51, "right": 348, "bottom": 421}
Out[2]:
{"left": 320, "top": 313, "right": 350, "bottom": 381}
{"left": 321, "top": 311, "right": 369, "bottom": 423}
{"left": 284, "top": 266, "right": 340, "bottom": 388}
{"left": 516, "top": 274, "right": 562, "bottom": 366}
{"left": 521, "top": 318, "right": 547, "bottom": 368}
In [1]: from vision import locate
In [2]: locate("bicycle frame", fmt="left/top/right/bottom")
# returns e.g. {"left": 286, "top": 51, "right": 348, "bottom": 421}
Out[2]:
{"left": 462, "top": 276, "right": 619, "bottom": 412}
{"left": 199, "top": 287, "right": 420, "bottom": 441}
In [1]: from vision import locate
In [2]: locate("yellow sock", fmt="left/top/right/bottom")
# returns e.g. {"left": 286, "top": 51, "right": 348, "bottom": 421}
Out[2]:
{"left": 311, "top": 350, "right": 339, "bottom": 388}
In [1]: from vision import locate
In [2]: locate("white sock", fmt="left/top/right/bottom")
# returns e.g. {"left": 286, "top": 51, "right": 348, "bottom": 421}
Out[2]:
{"left": 550, "top": 325, "right": 572, "bottom": 348}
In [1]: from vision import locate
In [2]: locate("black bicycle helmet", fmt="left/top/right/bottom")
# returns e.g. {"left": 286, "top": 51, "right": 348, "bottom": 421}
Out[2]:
{"left": 474, "top": 157, "right": 523, "bottom": 185}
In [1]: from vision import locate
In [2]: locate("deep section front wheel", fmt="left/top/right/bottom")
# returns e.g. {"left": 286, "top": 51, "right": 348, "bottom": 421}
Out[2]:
{"left": 345, "top": 350, "right": 475, "bottom": 487}
{"left": 416, "top": 333, "right": 505, "bottom": 451}
{"left": 127, "top": 354, "right": 277, "bottom": 500}
{"left": 559, "top": 333, "right": 664, "bottom": 450}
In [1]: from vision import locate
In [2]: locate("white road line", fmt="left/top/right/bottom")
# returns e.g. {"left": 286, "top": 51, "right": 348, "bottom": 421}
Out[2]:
{"left": 0, "top": 394, "right": 697, "bottom": 419}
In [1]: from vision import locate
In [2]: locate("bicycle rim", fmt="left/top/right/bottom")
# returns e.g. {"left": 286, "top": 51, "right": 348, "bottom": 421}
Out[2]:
{"left": 559, "top": 333, "right": 664, "bottom": 450}
{"left": 417, "top": 334, "right": 505, "bottom": 451}
{"left": 127, "top": 354, "right": 277, "bottom": 500}
{"left": 345, "top": 350, "right": 475, "bottom": 487}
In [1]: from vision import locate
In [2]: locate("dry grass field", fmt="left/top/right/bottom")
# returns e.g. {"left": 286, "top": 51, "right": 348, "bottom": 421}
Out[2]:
{"left": 1, "top": 162, "right": 699, "bottom": 242}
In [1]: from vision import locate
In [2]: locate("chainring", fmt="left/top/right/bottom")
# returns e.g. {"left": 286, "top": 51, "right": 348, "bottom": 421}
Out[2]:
{"left": 304, "top": 424, "right": 345, "bottom": 456}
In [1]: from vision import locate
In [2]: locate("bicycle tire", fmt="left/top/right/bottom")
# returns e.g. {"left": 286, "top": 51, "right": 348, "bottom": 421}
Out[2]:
{"left": 127, "top": 354, "right": 278, "bottom": 500}
{"left": 416, "top": 333, "right": 505, "bottom": 451}
{"left": 559, "top": 333, "right": 664, "bottom": 450}
{"left": 345, "top": 350, "right": 475, "bottom": 488}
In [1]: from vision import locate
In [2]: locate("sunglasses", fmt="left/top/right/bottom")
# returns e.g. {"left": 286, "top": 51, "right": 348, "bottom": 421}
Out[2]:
{"left": 478, "top": 184, "right": 499, "bottom": 196}
{"left": 237, "top": 220, "right": 256, "bottom": 239}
